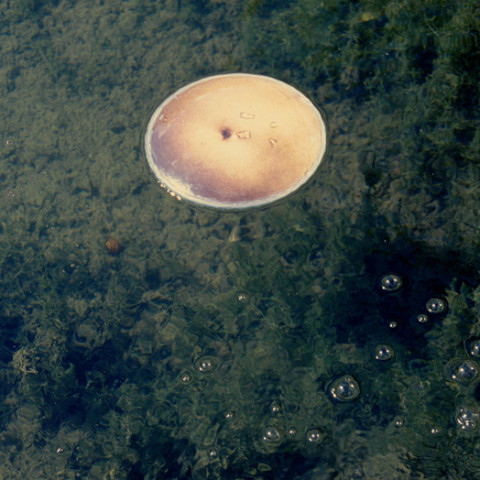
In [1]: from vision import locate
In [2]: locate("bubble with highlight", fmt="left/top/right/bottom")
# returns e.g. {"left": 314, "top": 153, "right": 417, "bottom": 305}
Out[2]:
{"left": 466, "top": 338, "right": 480, "bottom": 357}
{"left": 270, "top": 401, "right": 281, "bottom": 414}
{"left": 329, "top": 375, "right": 360, "bottom": 402}
{"left": 379, "top": 273, "right": 403, "bottom": 292}
{"left": 196, "top": 357, "right": 215, "bottom": 373}
{"left": 416, "top": 313, "right": 429, "bottom": 324}
{"left": 375, "top": 344, "right": 394, "bottom": 361}
{"left": 394, "top": 416, "right": 404, "bottom": 427}
{"left": 262, "top": 426, "right": 282, "bottom": 445}
{"left": 456, "top": 405, "right": 480, "bottom": 431}
{"left": 447, "top": 359, "right": 479, "bottom": 384}
{"left": 306, "top": 428, "right": 325, "bottom": 443}
{"left": 208, "top": 448, "right": 218, "bottom": 459}
{"left": 180, "top": 371, "right": 192, "bottom": 384}
{"left": 426, "top": 297, "right": 447, "bottom": 314}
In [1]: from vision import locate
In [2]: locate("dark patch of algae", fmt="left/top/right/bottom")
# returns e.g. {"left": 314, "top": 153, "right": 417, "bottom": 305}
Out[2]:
{"left": 0, "top": 0, "right": 479, "bottom": 478}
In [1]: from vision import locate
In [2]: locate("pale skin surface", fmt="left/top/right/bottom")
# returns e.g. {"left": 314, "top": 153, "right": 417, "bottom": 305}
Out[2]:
{"left": 145, "top": 74, "right": 326, "bottom": 208}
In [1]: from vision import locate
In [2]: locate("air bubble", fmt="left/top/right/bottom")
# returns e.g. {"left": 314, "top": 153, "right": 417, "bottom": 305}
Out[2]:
{"left": 240, "top": 112, "right": 255, "bottom": 119}
{"left": 447, "top": 359, "right": 479, "bottom": 384}
{"left": 379, "top": 273, "right": 403, "bottom": 292}
{"left": 269, "top": 121, "right": 278, "bottom": 128}
{"left": 389, "top": 321, "right": 398, "bottom": 329}
{"left": 208, "top": 448, "right": 218, "bottom": 458}
{"left": 262, "top": 426, "right": 281, "bottom": 443}
{"left": 456, "top": 405, "right": 480, "bottom": 431}
{"left": 270, "top": 401, "right": 281, "bottom": 414}
{"left": 329, "top": 375, "right": 360, "bottom": 402}
{"left": 394, "top": 416, "right": 404, "bottom": 427}
{"left": 180, "top": 372, "right": 192, "bottom": 384}
{"left": 306, "top": 428, "right": 324, "bottom": 443}
{"left": 375, "top": 344, "right": 394, "bottom": 361}
{"left": 197, "top": 357, "right": 215, "bottom": 373}
{"left": 416, "top": 313, "right": 429, "bottom": 324}
{"left": 426, "top": 297, "right": 447, "bottom": 314}
{"left": 466, "top": 338, "right": 480, "bottom": 357}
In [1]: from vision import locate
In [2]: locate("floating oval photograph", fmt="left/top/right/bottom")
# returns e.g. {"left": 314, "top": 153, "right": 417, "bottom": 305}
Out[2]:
{"left": 144, "top": 73, "right": 327, "bottom": 209}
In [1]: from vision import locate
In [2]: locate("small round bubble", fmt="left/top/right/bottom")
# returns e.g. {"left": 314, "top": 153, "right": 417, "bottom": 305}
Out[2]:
{"left": 306, "top": 428, "right": 324, "bottom": 443}
{"left": 417, "top": 313, "right": 429, "bottom": 324}
{"left": 270, "top": 401, "right": 281, "bottom": 414}
{"left": 426, "top": 297, "right": 447, "bottom": 314}
{"left": 375, "top": 344, "right": 394, "bottom": 361}
{"left": 180, "top": 372, "right": 192, "bottom": 384}
{"left": 197, "top": 357, "right": 214, "bottom": 372}
{"left": 379, "top": 273, "right": 403, "bottom": 292}
{"left": 447, "top": 359, "right": 479, "bottom": 384}
{"left": 262, "top": 426, "right": 281, "bottom": 443}
{"left": 456, "top": 405, "right": 480, "bottom": 431}
{"left": 394, "top": 416, "right": 404, "bottom": 427}
{"left": 329, "top": 375, "right": 360, "bottom": 402}
{"left": 466, "top": 338, "right": 480, "bottom": 357}
{"left": 389, "top": 321, "right": 398, "bottom": 329}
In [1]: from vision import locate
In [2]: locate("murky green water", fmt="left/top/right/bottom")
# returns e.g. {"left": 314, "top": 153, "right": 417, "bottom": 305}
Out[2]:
{"left": 0, "top": 0, "right": 479, "bottom": 478}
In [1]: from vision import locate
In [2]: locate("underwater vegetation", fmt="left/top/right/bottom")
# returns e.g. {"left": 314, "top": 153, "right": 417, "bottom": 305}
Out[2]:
{"left": 242, "top": 0, "right": 480, "bottom": 251}
{"left": 0, "top": 0, "right": 479, "bottom": 478}
{"left": 2, "top": 212, "right": 480, "bottom": 479}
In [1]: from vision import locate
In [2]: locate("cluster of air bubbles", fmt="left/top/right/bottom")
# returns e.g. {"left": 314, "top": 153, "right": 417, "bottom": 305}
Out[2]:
{"left": 426, "top": 297, "right": 447, "bottom": 314}
{"left": 411, "top": 298, "right": 447, "bottom": 328}
{"left": 180, "top": 356, "right": 219, "bottom": 384}
{"left": 261, "top": 425, "right": 328, "bottom": 448}
{"left": 379, "top": 273, "right": 403, "bottom": 292}
{"left": 378, "top": 272, "right": 448, "bottom": 330}
{"left": 446, "top": 358, "right": 479, "bottom": 384}
{"left": 456, "top": 404, "right": 480, "bottom": 431}
{"left": 329, "top": 375, "right": 360, "bottom": 402}
{"left": 375, "top": 344, "right": 394, "bottom": 361}
{"left": 465, "top": 338, "right": 480, "bottom": 357}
